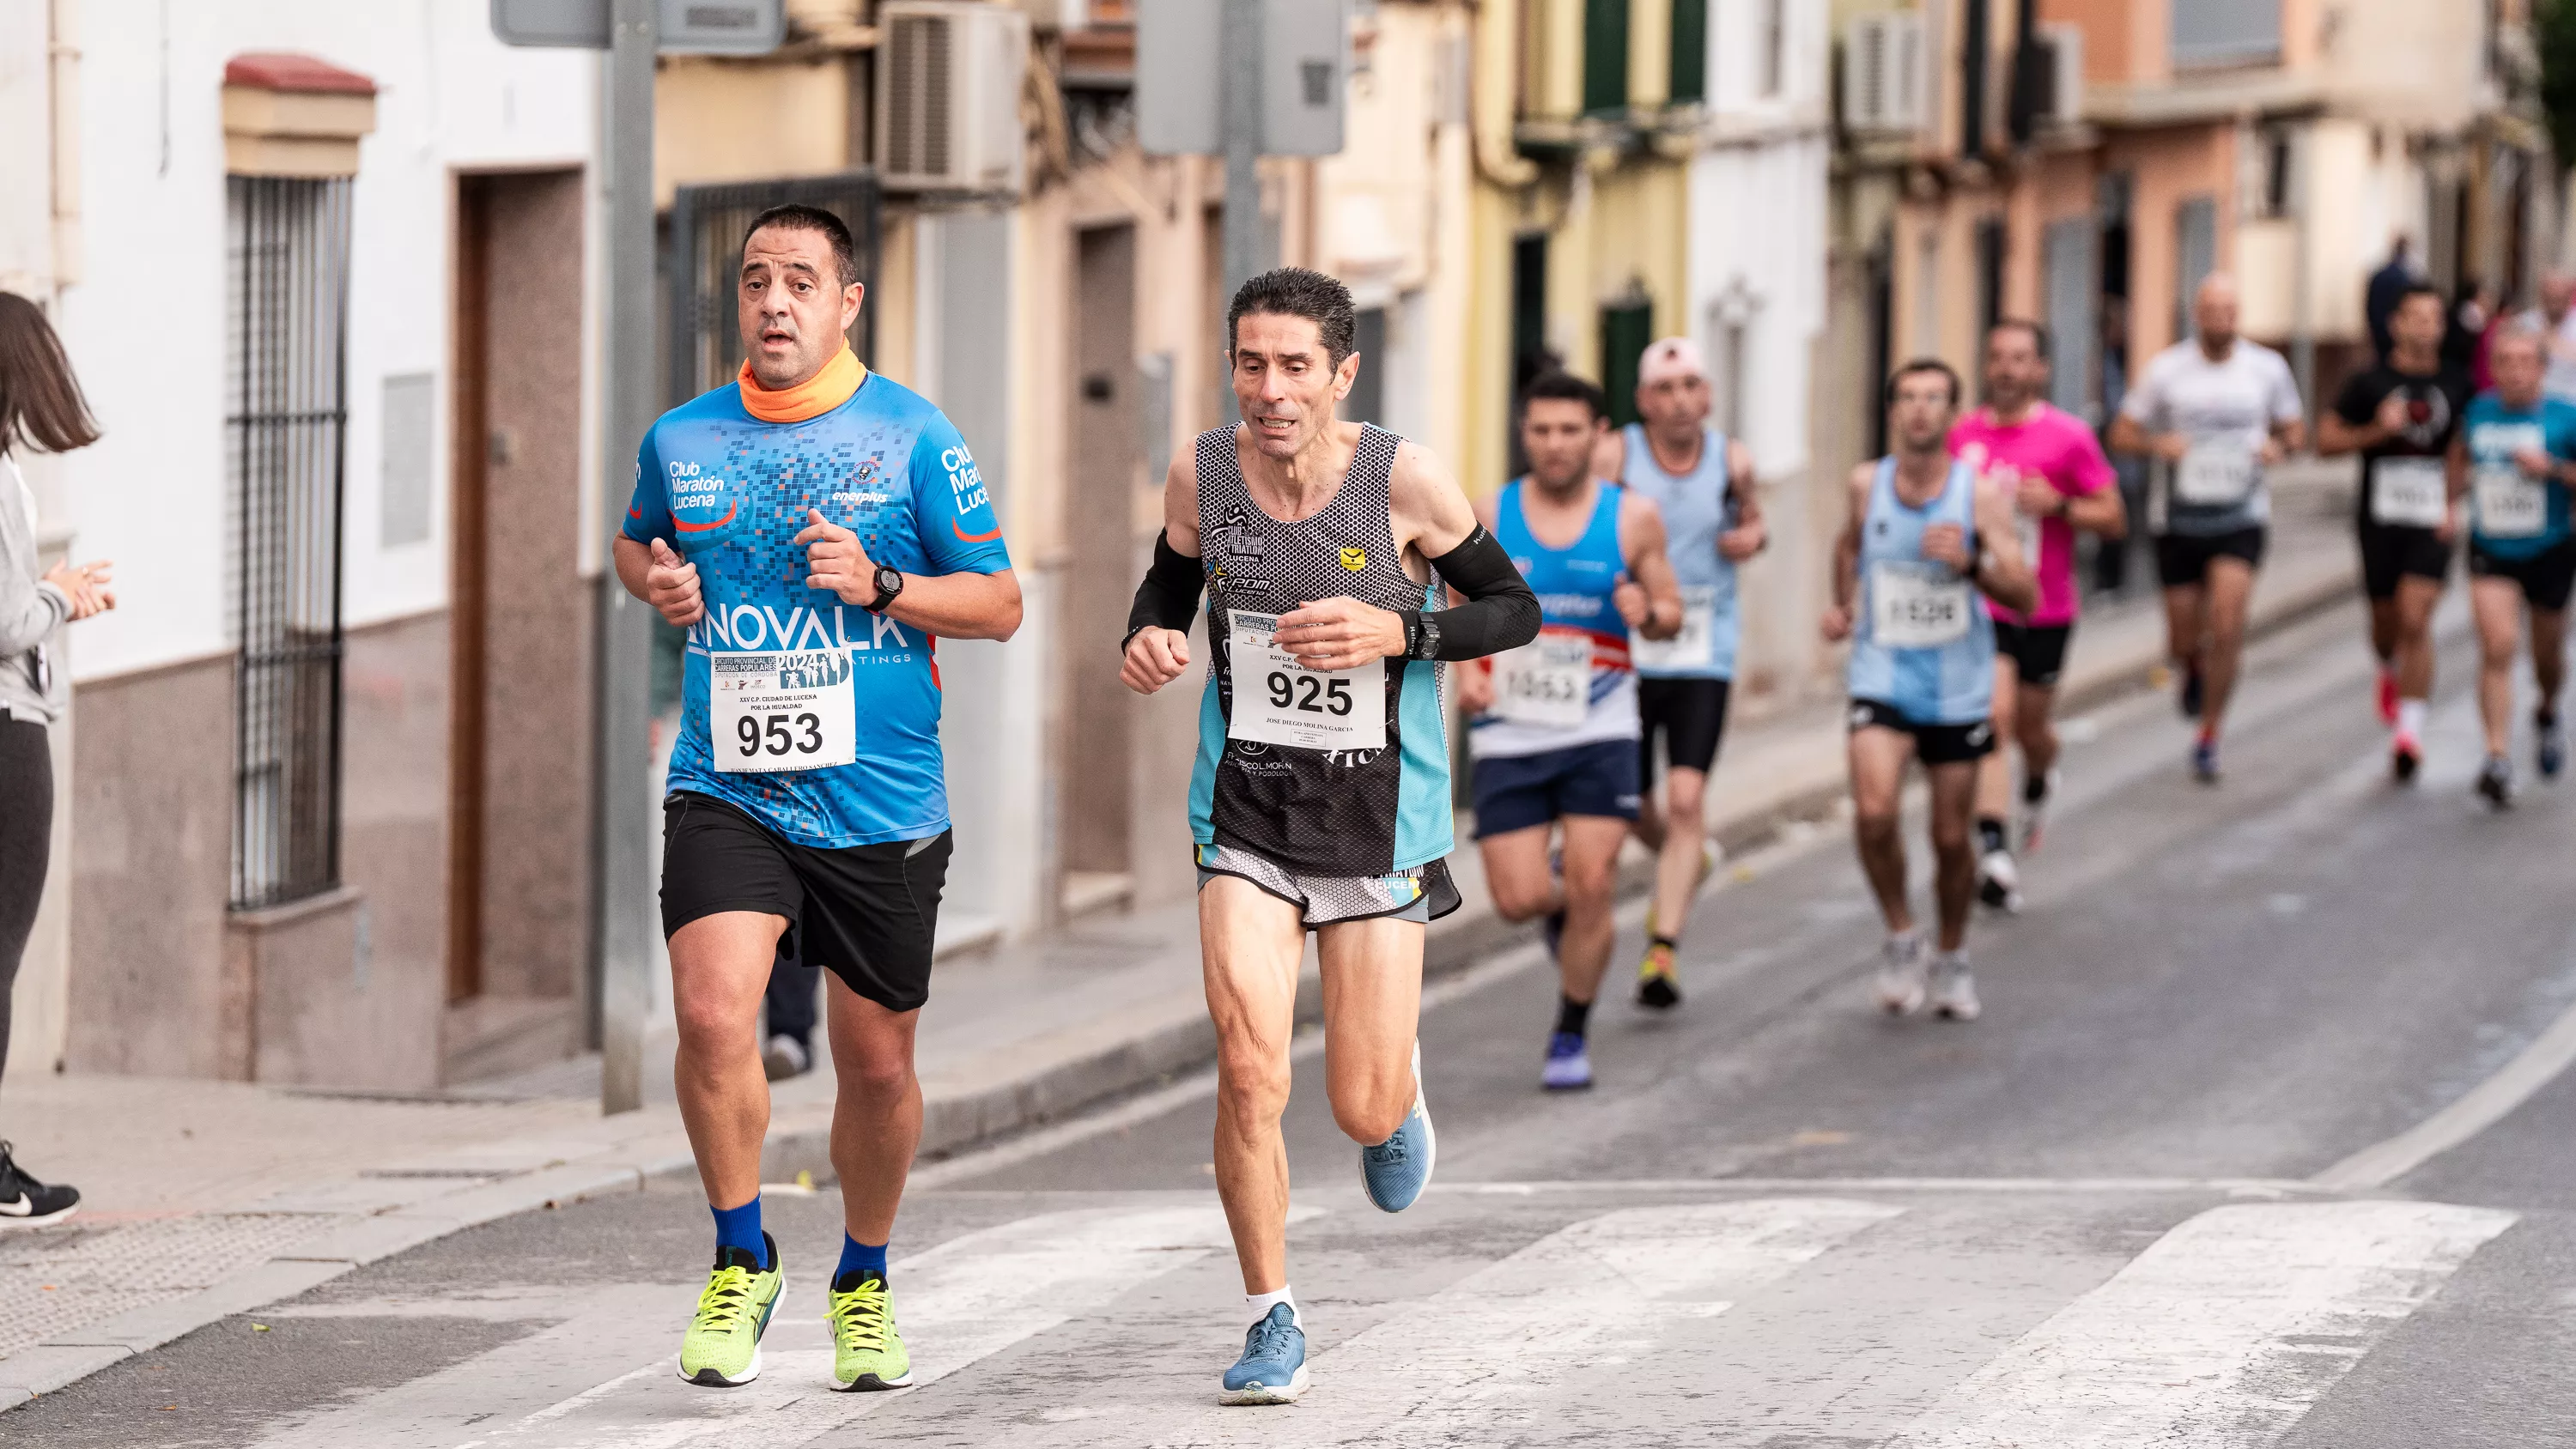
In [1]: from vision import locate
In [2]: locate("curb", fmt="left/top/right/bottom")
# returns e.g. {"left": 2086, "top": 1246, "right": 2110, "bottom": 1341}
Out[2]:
{"left": 2, "top": 551, "right": 2360, "bottom": 1408}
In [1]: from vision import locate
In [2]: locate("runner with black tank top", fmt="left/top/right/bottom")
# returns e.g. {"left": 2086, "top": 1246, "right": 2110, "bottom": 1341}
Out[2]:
{"left": 1117, "top": 269, "right": 1537, "bottom": 1407}
{"left": 2320, "top": 281, "right": 2472, "bottom": 783}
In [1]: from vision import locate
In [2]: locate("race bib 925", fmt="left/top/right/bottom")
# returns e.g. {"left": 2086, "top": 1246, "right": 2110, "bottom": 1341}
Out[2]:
{"left": 1226, "top": 609, "right": 1387, "bottom": 751}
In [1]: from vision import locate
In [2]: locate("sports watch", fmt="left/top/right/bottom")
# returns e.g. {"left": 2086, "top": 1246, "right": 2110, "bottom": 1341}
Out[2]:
{"left": 865, "top": 564, "right": 904, "bottom": 614}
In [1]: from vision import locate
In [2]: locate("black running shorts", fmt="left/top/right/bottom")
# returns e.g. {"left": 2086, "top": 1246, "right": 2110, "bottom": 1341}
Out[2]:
{"left": 1637, "top": 676, "right": 1731, "bottom": 781}
{"left": 1991, "top": 620, "right": 2074, "bottom": 688}
{"left": 2357, "top": 518, "right": 2454, "bottom": 600}
{"left": 1848, "top": 699, "right": 1996, "bottom": 767}
{"left": 2154, "top": 526, "right": 2267, "bottom": 588}
{"left": 2470, "top": 543, "right": 2576, "bottom": 613}
{"left": 659, "top": 792, "right": 952, "bottom": 1014}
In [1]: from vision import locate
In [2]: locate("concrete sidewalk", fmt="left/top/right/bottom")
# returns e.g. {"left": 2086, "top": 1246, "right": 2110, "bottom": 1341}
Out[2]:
{"left": 0, "top": 461, "right": 2365, "bottom": 1404}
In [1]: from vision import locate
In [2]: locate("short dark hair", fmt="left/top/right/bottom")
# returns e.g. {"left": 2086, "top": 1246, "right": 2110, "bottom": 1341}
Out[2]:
{"left": 1227, "top": 267, "right": 1358, "bottom": 364}
{"left": 1885, "top": 357, "right": 1963, "bottom": 409}
{"left": 742, "top": 203, "right": 860, "bottom": 290}
{"left": 1989, "top": 318, "right": 2050, "bottom": 360}
{"left": 1521, "top": 370, "right": 1608, "bottom": 422}
{"left": 2393, "top": 282, "right": 2446, "bottom": 316}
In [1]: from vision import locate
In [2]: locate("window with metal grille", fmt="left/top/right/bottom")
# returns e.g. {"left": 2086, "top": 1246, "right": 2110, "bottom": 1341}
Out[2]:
{"left": 225, "top": 175, "right": 352, "bottom": 910}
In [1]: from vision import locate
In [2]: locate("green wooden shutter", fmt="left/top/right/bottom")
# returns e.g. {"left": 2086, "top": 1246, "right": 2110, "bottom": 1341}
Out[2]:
{"left": 1584, "top": 0, "right": 1630, "bottom": 115}
{"left": 1669, "top": 0, "right": 1708, "bottom": 106}
{"left": 1601, "top": 295, "right": 1654, "bottom": 429}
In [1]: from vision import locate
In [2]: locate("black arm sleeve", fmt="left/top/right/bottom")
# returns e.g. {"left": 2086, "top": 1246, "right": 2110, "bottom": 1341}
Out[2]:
{"left": 1400, "top": 524, "right": 1540, "bottom": 661}
{"left": 1122, "top": 530, "right": 1205, "bottom": 652}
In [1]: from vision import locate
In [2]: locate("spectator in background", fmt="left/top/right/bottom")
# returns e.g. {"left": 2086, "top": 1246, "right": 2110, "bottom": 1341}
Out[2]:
{"left": 2366, "top": 237, "right": 2420, "bottom": 363}
{"left": 2094, "top": 294, "right": 2148, "bottom": 594}
{"left": 2533, "top": 272, "right": 2576, "bottom": 403}
{"left": 0, "top": 293, "right": 117, "bottom": 1229}
{"left": 2446, "top": 277, "right": 2494, "bottom": 384}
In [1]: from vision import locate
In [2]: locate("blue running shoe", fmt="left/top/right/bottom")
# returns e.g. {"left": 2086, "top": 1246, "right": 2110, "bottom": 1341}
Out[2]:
{"left": 1540, "top": 1030, "right": 1592, "bottom": 1091}
{"left": 1218, "top": 1303, "right": 1309, "bottom": 1405}
{"left": 2537, "top": 710, "right": 2565, "bottom": 780}
{"left": 1360, "top": 1042, "right": 1436, "bottom": 1213}
{"left": 2190, "top": 737, "right": 2220, "bottom": 785}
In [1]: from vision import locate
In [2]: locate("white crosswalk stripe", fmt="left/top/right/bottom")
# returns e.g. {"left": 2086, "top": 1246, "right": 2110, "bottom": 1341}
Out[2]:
{"left": 1884, "top": 1200, "right": 2517, "bottom": 1448}
{"left": 247, "top": 1203, "right": 1279, "bottom": 1449}
{"left": 1131, "top": 1198, "right": 1905, "bottom": 1449}
{"left": 231, "top": 1193, "right": 2518, "bottom": 1448}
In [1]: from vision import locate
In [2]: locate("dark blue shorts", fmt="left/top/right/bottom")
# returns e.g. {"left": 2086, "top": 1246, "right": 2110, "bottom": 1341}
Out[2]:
{"left": 1470, "top": 738, "right": 1642, "bottom": 839}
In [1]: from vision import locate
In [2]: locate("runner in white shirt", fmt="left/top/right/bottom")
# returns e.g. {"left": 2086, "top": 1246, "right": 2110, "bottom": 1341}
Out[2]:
{"left": 2108, "top": 274, "right": 2307, "bottom": 783}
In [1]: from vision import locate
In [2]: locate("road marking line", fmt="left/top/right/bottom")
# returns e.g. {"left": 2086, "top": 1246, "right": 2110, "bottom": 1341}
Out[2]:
{"left": 253, "top": 1205, "right": 1278, "bottom": 1449}
{"left": 1433, "top": 1176, "right": 2327, "bottom": 1197}
{"left": 1159, "top": 1198, "right": 1900, "bottom": 1447}
{"left": 1882, "top": 1200, "right": 2514, "bottom": 1448}
{"left": 2312, "top": 990, "right": 2576, "bottom": 1191}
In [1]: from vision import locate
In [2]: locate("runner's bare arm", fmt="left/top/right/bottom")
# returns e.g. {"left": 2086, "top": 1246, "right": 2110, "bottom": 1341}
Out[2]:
{"left": 1121, "top": 453, "right": 1204, "bottom": 694}
{"left": 1821, "top": 464, "right": 1873, "bottom": 642}
{"left": 1282, "top": 440, "right": 1537, "bottom": 670}
{"left": 1617, "top": 494, "right": 1685, "bottom": 640}
{"left": 1968, "top": 476, "right": 2038, "bottom": 616}
{"left": 1718, "top": 439, "right": 1767, "bottom": 560}
{"left": 2267, "top": 411, "right": 2309, "bottom": 460}
{"left": 2106, "top": 413, "right": 2187, "bottom": 464}
{"left": 2448, "top": 433, "right": 2470, "bottom": 504}
{"left": 2060, "top": 476, "right": 2127, "bottom": 540}
{"left": 797, "top": 510, "right": 1022, "bottom": 640}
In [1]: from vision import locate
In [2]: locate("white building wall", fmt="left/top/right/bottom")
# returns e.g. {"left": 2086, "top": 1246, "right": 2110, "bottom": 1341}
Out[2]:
{"left": 56, "top": 0, "right": 598, "bottom": 682}
{"left": 1682, "top": 2, "right": 1833, "bottom": 696}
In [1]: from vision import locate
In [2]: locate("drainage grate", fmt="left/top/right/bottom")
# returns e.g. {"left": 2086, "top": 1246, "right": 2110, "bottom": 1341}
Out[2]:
{"left": 0, "top": 1213, "right": 334, "bottom": 1359}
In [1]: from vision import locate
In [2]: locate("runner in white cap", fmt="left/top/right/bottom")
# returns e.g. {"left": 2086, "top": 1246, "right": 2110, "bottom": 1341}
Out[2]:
{"left": 1590, "top": 337, "right": 1763, "bottom": 1007}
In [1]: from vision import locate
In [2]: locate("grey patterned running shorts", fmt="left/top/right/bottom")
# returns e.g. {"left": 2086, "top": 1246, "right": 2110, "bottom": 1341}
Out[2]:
{"left": 1194, "top": 842, "right": 1461, "bottom": 928}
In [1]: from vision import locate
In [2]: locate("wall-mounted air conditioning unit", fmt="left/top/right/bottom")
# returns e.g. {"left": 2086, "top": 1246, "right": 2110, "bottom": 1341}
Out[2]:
{"left": 877, "top": 2, "right": 1031, "bottom": 195}
{"left": 2036, "top": 22, "right": 2085, "bottom": 127}
{"left": 1842, "top": 11, "right": 1928, "bottom": 136}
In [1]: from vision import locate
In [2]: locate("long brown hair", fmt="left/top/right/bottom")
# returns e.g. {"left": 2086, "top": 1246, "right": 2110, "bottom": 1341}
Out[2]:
{"left": 0, "top": 291, "right": 100, "bottom": 458}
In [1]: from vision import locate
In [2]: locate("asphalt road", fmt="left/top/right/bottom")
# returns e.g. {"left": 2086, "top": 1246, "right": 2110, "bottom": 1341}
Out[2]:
{"left": 12, "top": 596, "right": 2576, "bottom": 1448}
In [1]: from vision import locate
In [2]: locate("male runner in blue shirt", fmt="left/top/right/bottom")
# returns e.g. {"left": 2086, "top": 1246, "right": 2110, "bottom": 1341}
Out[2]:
{"left": 614, "top": 204, "right": 1020, "bottom": 1392}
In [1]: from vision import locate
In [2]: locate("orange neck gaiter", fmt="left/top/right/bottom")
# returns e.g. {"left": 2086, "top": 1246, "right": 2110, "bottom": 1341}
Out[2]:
{"left": 738, "top": 345, "right": 866, "bottom": 423}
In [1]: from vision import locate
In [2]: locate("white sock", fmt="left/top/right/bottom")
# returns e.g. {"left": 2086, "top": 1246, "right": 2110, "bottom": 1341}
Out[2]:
{"left": 2397, "top": 700, "right": 2427, "bottom": 738}
{"left": 1246, "top": 1286, "right": 1299, "bottom": 1328}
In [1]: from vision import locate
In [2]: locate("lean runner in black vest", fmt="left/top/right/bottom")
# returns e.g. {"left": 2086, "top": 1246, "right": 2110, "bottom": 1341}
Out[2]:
{"left": 1119, "top": 269, "right": 1537, "bottom": 1405}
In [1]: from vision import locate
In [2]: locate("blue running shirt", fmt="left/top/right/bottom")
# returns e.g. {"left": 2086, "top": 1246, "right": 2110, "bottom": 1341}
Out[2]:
{"left": 623, "top": 371, "right": 1012, "bottom": 848}
{"left": 2463, "top": 391, "right": 2576, "bottom": 560}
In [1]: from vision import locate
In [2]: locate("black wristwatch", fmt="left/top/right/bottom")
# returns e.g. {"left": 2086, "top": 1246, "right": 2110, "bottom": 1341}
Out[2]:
{"left": 865, "top": 565, "right": 904, "bottom": 613}
{"left": 1406, "top": 611, "right": 1442, "bottom": 660}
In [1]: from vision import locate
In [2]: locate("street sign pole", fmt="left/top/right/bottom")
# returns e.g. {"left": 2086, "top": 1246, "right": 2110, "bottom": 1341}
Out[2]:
{"left": 1219, "top": 0, "right": 1263, "bottom": 299}
{"left": 597, "top": 0, "right": 659, "bottom": 1114}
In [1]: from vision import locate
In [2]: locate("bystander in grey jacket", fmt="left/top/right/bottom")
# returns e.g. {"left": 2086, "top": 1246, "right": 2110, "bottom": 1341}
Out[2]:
{"left": 0, "top": 455, "right": 69, "bottom": 725}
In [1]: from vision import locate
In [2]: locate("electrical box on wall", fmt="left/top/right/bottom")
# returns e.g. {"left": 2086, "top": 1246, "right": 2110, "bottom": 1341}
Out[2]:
{"left": 877, "top": 2, "right": 1033, "bottom": 195}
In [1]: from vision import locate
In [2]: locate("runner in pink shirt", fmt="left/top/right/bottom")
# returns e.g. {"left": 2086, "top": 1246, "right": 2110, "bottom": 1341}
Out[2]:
{"left": 1947, "top": 321, "right": 2125, "bottom": 911}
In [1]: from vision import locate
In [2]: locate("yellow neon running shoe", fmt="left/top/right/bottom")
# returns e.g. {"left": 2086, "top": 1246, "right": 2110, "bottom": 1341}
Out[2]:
{"left": 1636, "top": 941, "right": 1682, "bottom": 1010}
{"left": 829, "top": 1270, "right": 913, "bottom": 1391}
{"left": 678, "top": 1234, "right": 782, "bottom": 1387}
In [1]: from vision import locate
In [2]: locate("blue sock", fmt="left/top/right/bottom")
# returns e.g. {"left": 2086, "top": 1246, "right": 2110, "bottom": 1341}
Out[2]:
{"left": 711, "top": 1196, "right": 765, "bottom": 1267}
{"left": 836, "top": 1234, "right": 889, "bottom": 1284}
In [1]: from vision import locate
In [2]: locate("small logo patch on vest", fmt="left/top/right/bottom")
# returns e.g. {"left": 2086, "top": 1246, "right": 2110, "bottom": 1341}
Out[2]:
{"left": 1340, "top": 547, "right": 1367, "bottom": 571}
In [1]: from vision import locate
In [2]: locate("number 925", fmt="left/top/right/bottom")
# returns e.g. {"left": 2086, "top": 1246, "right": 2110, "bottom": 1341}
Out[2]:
{"left": 1264, "top": 670, "right": 1353, "bottom": 717}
